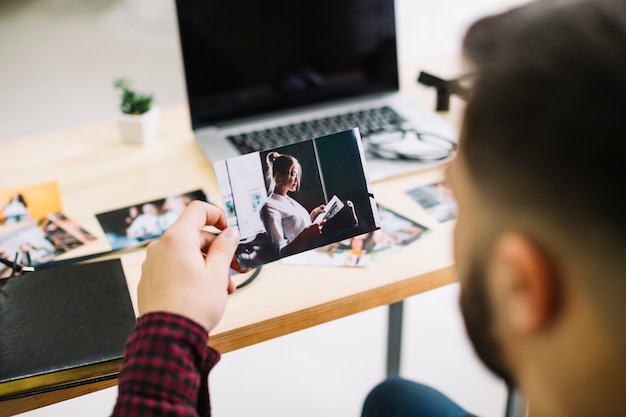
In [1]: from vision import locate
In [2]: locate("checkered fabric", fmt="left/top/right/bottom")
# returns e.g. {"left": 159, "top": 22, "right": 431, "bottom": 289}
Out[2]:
{"left": 112, "top": 312, "right": 220, "bottom": 417}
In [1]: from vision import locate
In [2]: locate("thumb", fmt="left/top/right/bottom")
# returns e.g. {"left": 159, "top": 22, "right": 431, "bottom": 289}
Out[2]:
{"left": 205, "top": 227, "right": 240, "bottom": 269}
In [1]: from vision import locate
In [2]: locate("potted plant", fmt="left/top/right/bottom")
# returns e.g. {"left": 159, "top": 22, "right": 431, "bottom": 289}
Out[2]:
{"left": 114, "top": 78, "right": 159, "bottom": 144}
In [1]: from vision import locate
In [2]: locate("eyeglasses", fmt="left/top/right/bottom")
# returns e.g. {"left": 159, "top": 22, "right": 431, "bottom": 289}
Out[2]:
{"left": 362, "top": 124, "right": 457, "bottom": 162}
{"left": 0, "top": 252, "right": 35, "bottom": 278}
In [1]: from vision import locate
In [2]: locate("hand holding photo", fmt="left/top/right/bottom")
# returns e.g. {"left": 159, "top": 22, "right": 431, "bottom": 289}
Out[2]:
{"left": 214, "top": 128, "right": 381, "bottom": 269}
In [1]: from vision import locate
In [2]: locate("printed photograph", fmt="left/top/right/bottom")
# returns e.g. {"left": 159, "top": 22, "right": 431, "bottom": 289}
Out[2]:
{"left": 0, "top": 181, "right": 63, "bottom": 226}
{"left": 282, "top": 205, "right": 429, "bottom": 267}
{"left": 214, "top": 128, "right": 381, "bottom": 269}
{"left": 0, "top": 213, "right": 97, "bottom": 278}
{"left": 95, "top": 190, "right": 208, "bottom": 251}
{"left": 406, "top": 180, "right": 458, "bottom": 222}
{"left": 369, "top": 205, "right": 430, "bottom": 260}
{"left": 281, "top": 233, "right": 374, "bottom": 268}
{"left": 40, "top": 212, "right": 97, "bottom": 253}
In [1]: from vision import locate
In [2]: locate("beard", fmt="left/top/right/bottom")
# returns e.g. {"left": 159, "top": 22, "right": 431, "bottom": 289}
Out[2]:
{"left": 459, "top": 256, "right": 515, "bottom": 386}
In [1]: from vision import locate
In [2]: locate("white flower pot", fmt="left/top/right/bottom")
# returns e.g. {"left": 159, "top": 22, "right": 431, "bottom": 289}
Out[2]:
{"left": 117, "top": 106, "right": 159, "bottom": 144}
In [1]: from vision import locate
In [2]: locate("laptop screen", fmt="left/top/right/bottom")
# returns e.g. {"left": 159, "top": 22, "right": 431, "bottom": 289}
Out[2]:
{"left": 175, "top": 0, "right": 399, "bottom": 130}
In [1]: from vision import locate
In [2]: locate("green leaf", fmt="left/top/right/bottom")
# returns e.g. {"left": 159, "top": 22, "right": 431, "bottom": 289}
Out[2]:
{"left": 114, "top": 78, "right": 153, "bottom": 114}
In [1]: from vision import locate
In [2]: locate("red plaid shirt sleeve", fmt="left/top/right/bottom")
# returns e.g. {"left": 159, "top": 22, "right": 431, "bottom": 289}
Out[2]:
{"left": 111, "top": 312, "right": 221, "bottom": 417}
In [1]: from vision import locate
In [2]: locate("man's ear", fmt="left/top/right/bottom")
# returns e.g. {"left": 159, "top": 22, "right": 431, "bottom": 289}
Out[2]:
{"left": 492, "top": 232, "right": 561, "bottom": 334}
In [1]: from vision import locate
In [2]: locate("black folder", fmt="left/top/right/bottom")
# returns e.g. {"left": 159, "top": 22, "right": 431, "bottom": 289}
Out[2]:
{"left": 0, "top": 258, "right": 136, "bottom": 401}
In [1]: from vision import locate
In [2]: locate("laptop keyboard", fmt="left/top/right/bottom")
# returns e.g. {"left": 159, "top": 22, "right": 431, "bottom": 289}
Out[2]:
{"left": 226, "top": 106, "right": 405, "bottom": 154}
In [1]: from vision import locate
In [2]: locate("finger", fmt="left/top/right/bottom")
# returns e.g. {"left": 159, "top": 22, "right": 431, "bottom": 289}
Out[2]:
{"left": 227, "top": 276, "right": 236, "bottom": 294}
{"left": 199, "top": 230, "right": 244, "bottom": 272}
{"left": 204, "top": 227, "right": 240, "bottom": 271}
{"left": 198, "top": 229, "right": 220, "bottom": 254}
{"left": 175, "top": 200, "right": 227, "bottom": 232}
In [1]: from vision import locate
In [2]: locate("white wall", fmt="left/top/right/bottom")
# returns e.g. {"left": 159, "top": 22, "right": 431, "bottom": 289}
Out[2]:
{"left": 396, "top": 0, "right": 529, "bottom": 62}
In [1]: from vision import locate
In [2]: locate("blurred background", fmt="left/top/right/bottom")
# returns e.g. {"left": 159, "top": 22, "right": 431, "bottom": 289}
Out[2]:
{"left": 2, "top": 1, "right": 528, "bottom": 416}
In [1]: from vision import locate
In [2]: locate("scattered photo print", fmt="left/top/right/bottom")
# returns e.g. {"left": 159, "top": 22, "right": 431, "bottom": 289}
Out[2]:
{"left": 370, "top": 205, "right": 430, "bottom": 260}
{"left": 406, "top": 181, "right": 457, "bottom": 222}
{"left": 95, "top": 190, "right": 207, "bottom": 251}
{"left": 281, "top": 234, "right": 373, "bottom": 268}
{"left": 0, "top": 181, "right": 62, "bottom": 226}
{"left": 0, "top": 213, "right": 97, "bottom": 278}
{"left": 282, "top": 205, "right": 429, "bottom": 267}
{"left": 40, "top": 212, "right": 97, "bottom": 253}
{"left": 214, "top": 128, "right": 381, "bottom": 270}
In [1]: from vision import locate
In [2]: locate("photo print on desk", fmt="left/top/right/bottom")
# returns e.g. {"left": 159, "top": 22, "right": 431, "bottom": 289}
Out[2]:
{"left": 95, "top": 189, "right": 208, "bottom": 251}
{"left": 0, "top": 213, "right": 97, "bottom": 278}
{"left": 214, "top": 128, "right": 381, "bottom": 270}
{"left": 282, "top": 204, "right": 430, "bottom": 268}
{"left": 406, "top": 180, "right": 458, "bottom": 223}
{"left": 0, "top": 181, "right": 62, "bottom": 226}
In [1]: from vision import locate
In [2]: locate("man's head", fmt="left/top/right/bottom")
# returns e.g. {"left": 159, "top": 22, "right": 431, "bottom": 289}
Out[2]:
{"left": 449, "top": 0, "right": 626, "bottom": 414}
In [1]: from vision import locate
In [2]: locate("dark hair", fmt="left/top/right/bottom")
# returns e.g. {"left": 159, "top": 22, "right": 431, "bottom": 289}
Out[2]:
{"left": 461, "top": 0, "right": 626, "bottom": 303}
{"left": 9, "top": 193, "right": 27, "bottom": 207}
{"left": 265, "top": 152, "right": 301, "bottom": 195}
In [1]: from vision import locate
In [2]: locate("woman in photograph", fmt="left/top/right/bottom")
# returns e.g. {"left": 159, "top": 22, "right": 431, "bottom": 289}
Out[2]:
{"left": 1, "top": 192, "right": 31, "bottom": 224}
{"left": 158, "top": 194, "right": 191, "bottom": 231}
{"left": 261, "top": 152, "right": 326, "bottom": 256}
{"left": 125, "top": 203, "right": 163, "bottom": 240}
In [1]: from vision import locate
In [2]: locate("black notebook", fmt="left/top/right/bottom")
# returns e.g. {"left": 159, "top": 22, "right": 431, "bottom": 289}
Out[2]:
{"left": 0, "top": 258, "right": 136, "bottom": 401}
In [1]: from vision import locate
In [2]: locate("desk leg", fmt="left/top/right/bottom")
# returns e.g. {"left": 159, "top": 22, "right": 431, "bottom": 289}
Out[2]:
{"left": 386, "top": 301, "right": 404, "bottom": 377}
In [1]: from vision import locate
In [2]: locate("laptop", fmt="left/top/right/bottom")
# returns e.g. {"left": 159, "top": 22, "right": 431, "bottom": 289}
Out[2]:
{"left": 174, "top": 0, "right": 458, "bottom": 182}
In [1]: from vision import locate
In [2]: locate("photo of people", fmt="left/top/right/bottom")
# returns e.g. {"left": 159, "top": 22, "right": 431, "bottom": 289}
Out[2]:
{"left": 0, "top": 222, "right": 55, "bottom": 278}
{"left": 0, "top": 213, "right": 97, "bottom": 278}
{"left": 369, "top": 205, "right": 430, "bottom": 261}
{"left": 406, "top": 180, "right": 458, "bottom": 223}
{"left": 262, "top": 151, "right": 327, "bottom": 256}
{"left": 282, "top": 205, "right": 429, "bottom": 267}
{"left": 214, "top": 128, "right": 381, "bottom": 269}
{"left": 0, "top": 181, "right": 62, "bottom": 226}
{"left": 1, "top": 193, "right": 30, "bottom": 224}
{"left": 95, "top": 190, "right": 208, "bottom": 250}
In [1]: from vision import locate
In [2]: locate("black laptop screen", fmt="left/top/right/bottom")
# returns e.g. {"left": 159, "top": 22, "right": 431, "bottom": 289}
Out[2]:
{"left": 175, "top": 0, "right": 399, "bottom": 130}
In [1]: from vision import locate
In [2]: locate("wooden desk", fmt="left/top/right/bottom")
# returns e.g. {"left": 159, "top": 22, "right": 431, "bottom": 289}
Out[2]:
{"left": 0, "top": 58, "right": 466, "bottom": 416}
